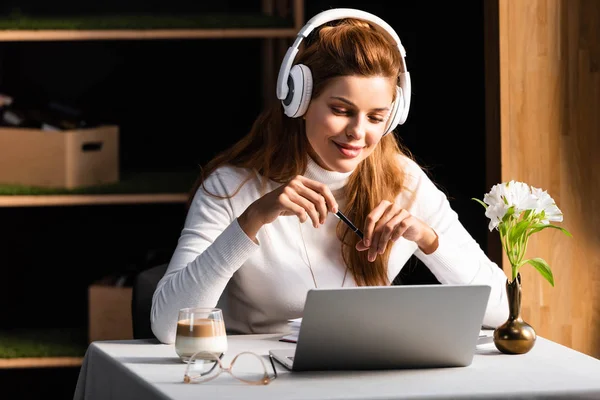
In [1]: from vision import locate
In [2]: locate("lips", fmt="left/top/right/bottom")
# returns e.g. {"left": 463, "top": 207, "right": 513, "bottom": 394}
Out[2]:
{"left": 334, "top": 142, "right": 363, "bottom": 158}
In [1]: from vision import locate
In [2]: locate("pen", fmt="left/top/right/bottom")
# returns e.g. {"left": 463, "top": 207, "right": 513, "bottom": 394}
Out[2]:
{"left": 334, "top": 210, "right": 364, "bottom": 240}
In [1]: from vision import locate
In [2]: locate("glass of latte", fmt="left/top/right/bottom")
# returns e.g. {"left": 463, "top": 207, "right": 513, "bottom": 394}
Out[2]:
{"left": 175, "top": 307, "right": 228, "bottom": 362}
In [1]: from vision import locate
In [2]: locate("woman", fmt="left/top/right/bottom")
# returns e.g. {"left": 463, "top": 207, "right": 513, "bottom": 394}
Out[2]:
{"left": 151, "top": 12, "right": 508, "bottom": 344}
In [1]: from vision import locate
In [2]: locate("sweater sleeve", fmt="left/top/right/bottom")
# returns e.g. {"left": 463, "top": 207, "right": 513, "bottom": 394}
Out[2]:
{"left": 403, "top": 158, "right": 509, "bottom": 328}
{"left": 150, "top": 169, "right": 260, "bottom": 344}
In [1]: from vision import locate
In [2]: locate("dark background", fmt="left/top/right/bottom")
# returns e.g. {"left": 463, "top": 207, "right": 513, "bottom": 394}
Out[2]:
{"left": 0, "top": 1, "right": 488, "bottom": 398}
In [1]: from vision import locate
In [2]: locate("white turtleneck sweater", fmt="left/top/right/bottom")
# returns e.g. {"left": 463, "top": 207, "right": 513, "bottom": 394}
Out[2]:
{"left": 151, "top": 155, "right": 509, "bottom": 344}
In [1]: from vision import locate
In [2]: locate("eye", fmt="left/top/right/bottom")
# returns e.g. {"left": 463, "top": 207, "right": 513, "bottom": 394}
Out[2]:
{"left": 368, "top": 115, "right": 386, "bottom": 123}
{"left": 331, "top": 107, "right": 350, "bottom": 116}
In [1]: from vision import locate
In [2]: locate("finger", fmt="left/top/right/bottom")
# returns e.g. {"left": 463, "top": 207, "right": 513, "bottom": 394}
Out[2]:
{"left": 377, "top": 222, "right": 396, "bottom": 254}
{"left": 367, "top": 224, "right": 384, "bottom": 262}
{"left": 278, "top": 192, "right": 311, "bottom": 224}
{"left": 299, "top": 177, "right": 339, "bottom": 215}
{"left": 368, "top": 201, "right": 401, "bottom": 256}
{"left": 284, "top": 187, "right": 325, "bottom": 228}
{"left": 363, "top": 201, "right": 392, "bottom": 247}
{"left": 284, "top": 179, "right": 323, "bottom": 226}
{"left": 378, "top": 210, "right": 410, "bottom": 253}
{"left": 374, "top": 205, "right": 404, "bottom": 253}
{"left": 301, "top": 190, "right": 328, "bottom": 225}
{"left": 395, "top": 219, "right": 413, "bottom": 242}
{"left": 390, "top": 223, "right": 405, "bottom": 242}
{"left": 356, "top": 240, "right": 369, "bottom": 251}
{"left": 368, "top": 239, "right": 379, "bottom": 262}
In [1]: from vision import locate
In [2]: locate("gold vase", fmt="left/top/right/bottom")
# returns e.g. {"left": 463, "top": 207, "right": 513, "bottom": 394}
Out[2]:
{"left": 493, "top": 272, "right": 536, "bottom": 354}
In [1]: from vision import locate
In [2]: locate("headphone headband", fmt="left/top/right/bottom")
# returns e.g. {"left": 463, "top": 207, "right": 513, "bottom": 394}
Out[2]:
{"left": 277, "top": 8, "right": 406, "bottom": 101}
{"left": 277, "top": 8, "right": 411, "bottom": 132}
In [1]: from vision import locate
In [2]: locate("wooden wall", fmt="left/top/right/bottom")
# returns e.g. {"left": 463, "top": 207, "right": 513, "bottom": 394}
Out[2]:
{"left": 485, "top": 0, "right": 600, "bottom": 359}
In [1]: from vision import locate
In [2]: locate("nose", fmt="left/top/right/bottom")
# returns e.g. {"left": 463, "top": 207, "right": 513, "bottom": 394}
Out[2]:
{"left": 346, "top": 115, "right": 367, "bottom": 139}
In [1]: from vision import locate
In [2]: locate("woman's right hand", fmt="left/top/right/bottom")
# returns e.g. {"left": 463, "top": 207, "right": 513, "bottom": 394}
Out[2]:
{"left": 238, "top": 175, "right": 338, "bottom": 241}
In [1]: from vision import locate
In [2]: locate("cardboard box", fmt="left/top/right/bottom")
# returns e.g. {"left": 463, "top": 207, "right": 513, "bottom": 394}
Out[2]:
{"left": 0, "top": 125, "right": 119, "bottom": 189}
{"left": 88, "top": 279, "right": 133, "bottom": 343}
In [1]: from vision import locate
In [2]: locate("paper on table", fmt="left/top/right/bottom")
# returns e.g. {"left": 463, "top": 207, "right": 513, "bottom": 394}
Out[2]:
{"left": 280, "top": 318, "right": 302, "bottom": 343}
{"left": 288, "top": 317, "right": 302, "bottom": 327}
{"left": 477, "top": 329, "right": 495, "bottom": 347}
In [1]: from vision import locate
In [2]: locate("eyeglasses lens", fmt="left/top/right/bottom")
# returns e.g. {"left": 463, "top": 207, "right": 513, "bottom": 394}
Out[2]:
{"left": 230, "top": 352, "right": 270, "bottom": 384}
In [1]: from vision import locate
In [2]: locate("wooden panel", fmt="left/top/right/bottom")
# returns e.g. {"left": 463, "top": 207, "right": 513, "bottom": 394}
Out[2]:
{"left": 494, "top": 0, "right": 600, "bottom": 358}
{"left": 0, "top": 357, "right": 83, "bottom": 369}
{"left": 0, "top": 28, "right": 299, "bottom": 42}
{"left": 0, "top": 193, "right": 187, "bottom": 207}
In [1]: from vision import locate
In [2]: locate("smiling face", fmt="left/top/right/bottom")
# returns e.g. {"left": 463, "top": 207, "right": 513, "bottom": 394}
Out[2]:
{"left": 304, "top": 75, "right": 396, "bottom": 172}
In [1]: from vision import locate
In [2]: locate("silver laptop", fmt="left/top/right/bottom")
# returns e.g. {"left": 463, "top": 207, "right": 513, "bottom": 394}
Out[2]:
{"left": 269, "top": 284, "right": 491, "bottom": 371}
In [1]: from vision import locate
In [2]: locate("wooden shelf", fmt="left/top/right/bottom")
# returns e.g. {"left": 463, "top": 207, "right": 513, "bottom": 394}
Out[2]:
{"left": 0, "top": 357, "right": 83, "bottom": 369}
{"left": 0, "top": 27, "right": 299, "bottom": 41}
{"left": 0, "top": 169, "right": 196, "bottom": 207}
{"left": 0, "top": 10, "right": 301, "bottom": 41}
{"left": 0, "top": 328, "right": 88, "bottom": 368}
{"left": 0, "top": 193, "right": 188, "bottom": 207}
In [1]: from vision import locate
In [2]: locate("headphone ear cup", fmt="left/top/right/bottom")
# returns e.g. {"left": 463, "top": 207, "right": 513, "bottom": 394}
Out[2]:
{"left": 384, "top": 86, "right": 404, "bottom": 136}
{"left": 282, "top": 64, "right": 313, "bottom": 118}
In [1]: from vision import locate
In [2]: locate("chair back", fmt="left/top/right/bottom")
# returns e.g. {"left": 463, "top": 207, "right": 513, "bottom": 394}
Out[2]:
{"left": 131, "top": 263, "right": 168, "bottom": 340}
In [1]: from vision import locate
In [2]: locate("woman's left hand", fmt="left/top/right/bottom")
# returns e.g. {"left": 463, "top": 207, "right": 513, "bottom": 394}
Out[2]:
{"left": 356, "top": 200, "right": 439, "bottom": 262}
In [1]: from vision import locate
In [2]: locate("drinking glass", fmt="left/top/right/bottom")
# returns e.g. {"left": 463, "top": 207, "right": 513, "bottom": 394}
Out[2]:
{"left": 175, "top": 307, "right": 227, "bottom": 362}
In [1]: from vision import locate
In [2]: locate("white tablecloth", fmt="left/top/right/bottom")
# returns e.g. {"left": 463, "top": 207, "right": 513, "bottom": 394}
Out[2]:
{"left": 73, "top": 333, "right": 600, "bottom": 400}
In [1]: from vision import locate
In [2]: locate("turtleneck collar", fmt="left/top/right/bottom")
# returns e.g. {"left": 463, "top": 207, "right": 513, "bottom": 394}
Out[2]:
{"left": 303, "top": 156, "right": 354, "bottom": 193}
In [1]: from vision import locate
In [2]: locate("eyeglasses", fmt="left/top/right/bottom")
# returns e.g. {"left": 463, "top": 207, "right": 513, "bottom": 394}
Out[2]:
{"left": 183, "top": 351, "right": 278, "bottom": 385}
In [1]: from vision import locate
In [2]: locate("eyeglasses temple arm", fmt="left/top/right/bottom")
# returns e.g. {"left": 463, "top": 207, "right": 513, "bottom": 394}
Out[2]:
{"left": 268, "top": 354, "right": 278, "bottom": 379}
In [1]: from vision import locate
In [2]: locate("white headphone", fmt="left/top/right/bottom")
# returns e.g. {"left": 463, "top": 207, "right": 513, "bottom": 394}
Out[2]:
{"left": 276, "top": 8, "right": 411, "bottom": 136}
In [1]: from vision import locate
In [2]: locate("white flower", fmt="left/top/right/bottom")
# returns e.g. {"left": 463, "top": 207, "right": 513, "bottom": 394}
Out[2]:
{"left": 484, "top": 202, "right": 509, "bottom": 231}
{"left": 504, "top": 181, "right": 538, "bottom": 213}
{"left": 482, "top": 181, "right": 538, "bottom": 231}
{"left": 483, "top": 182, "right": 506, "bottom": 207}
{"left": 531, "top": 187, "right": 563, "bottom": 224}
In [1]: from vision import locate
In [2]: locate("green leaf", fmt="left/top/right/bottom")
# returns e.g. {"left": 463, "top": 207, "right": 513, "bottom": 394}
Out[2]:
{"left": 509, "top": 219, "right": 531, "bottom": 243}
{"left": 472, "top": 198, "right": 488, "bottom": 209}
{"left": 499, "top": 223, "right": 508, "bottom": 237}
{"left": 504, "top": 206, "right": 516, "bottom": 218}
{"left": 554, "top": 225, "right": 573, "bottom": 237}
{"left": 522, "top": 209, "right": 534, "bottom": 220}
{"left": 528, "top": 224, "right": 573, "bottom": 238}
{"left": 528, "top": 223, "right": 548, "bottom": 235}
{"left": 520, "top": 258, "right": 554, "bottom": 287}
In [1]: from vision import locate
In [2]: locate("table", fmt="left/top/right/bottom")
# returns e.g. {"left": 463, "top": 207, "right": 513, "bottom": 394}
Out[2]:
{"left": 73, "top": 332, "right": 600, "bottom": 400}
